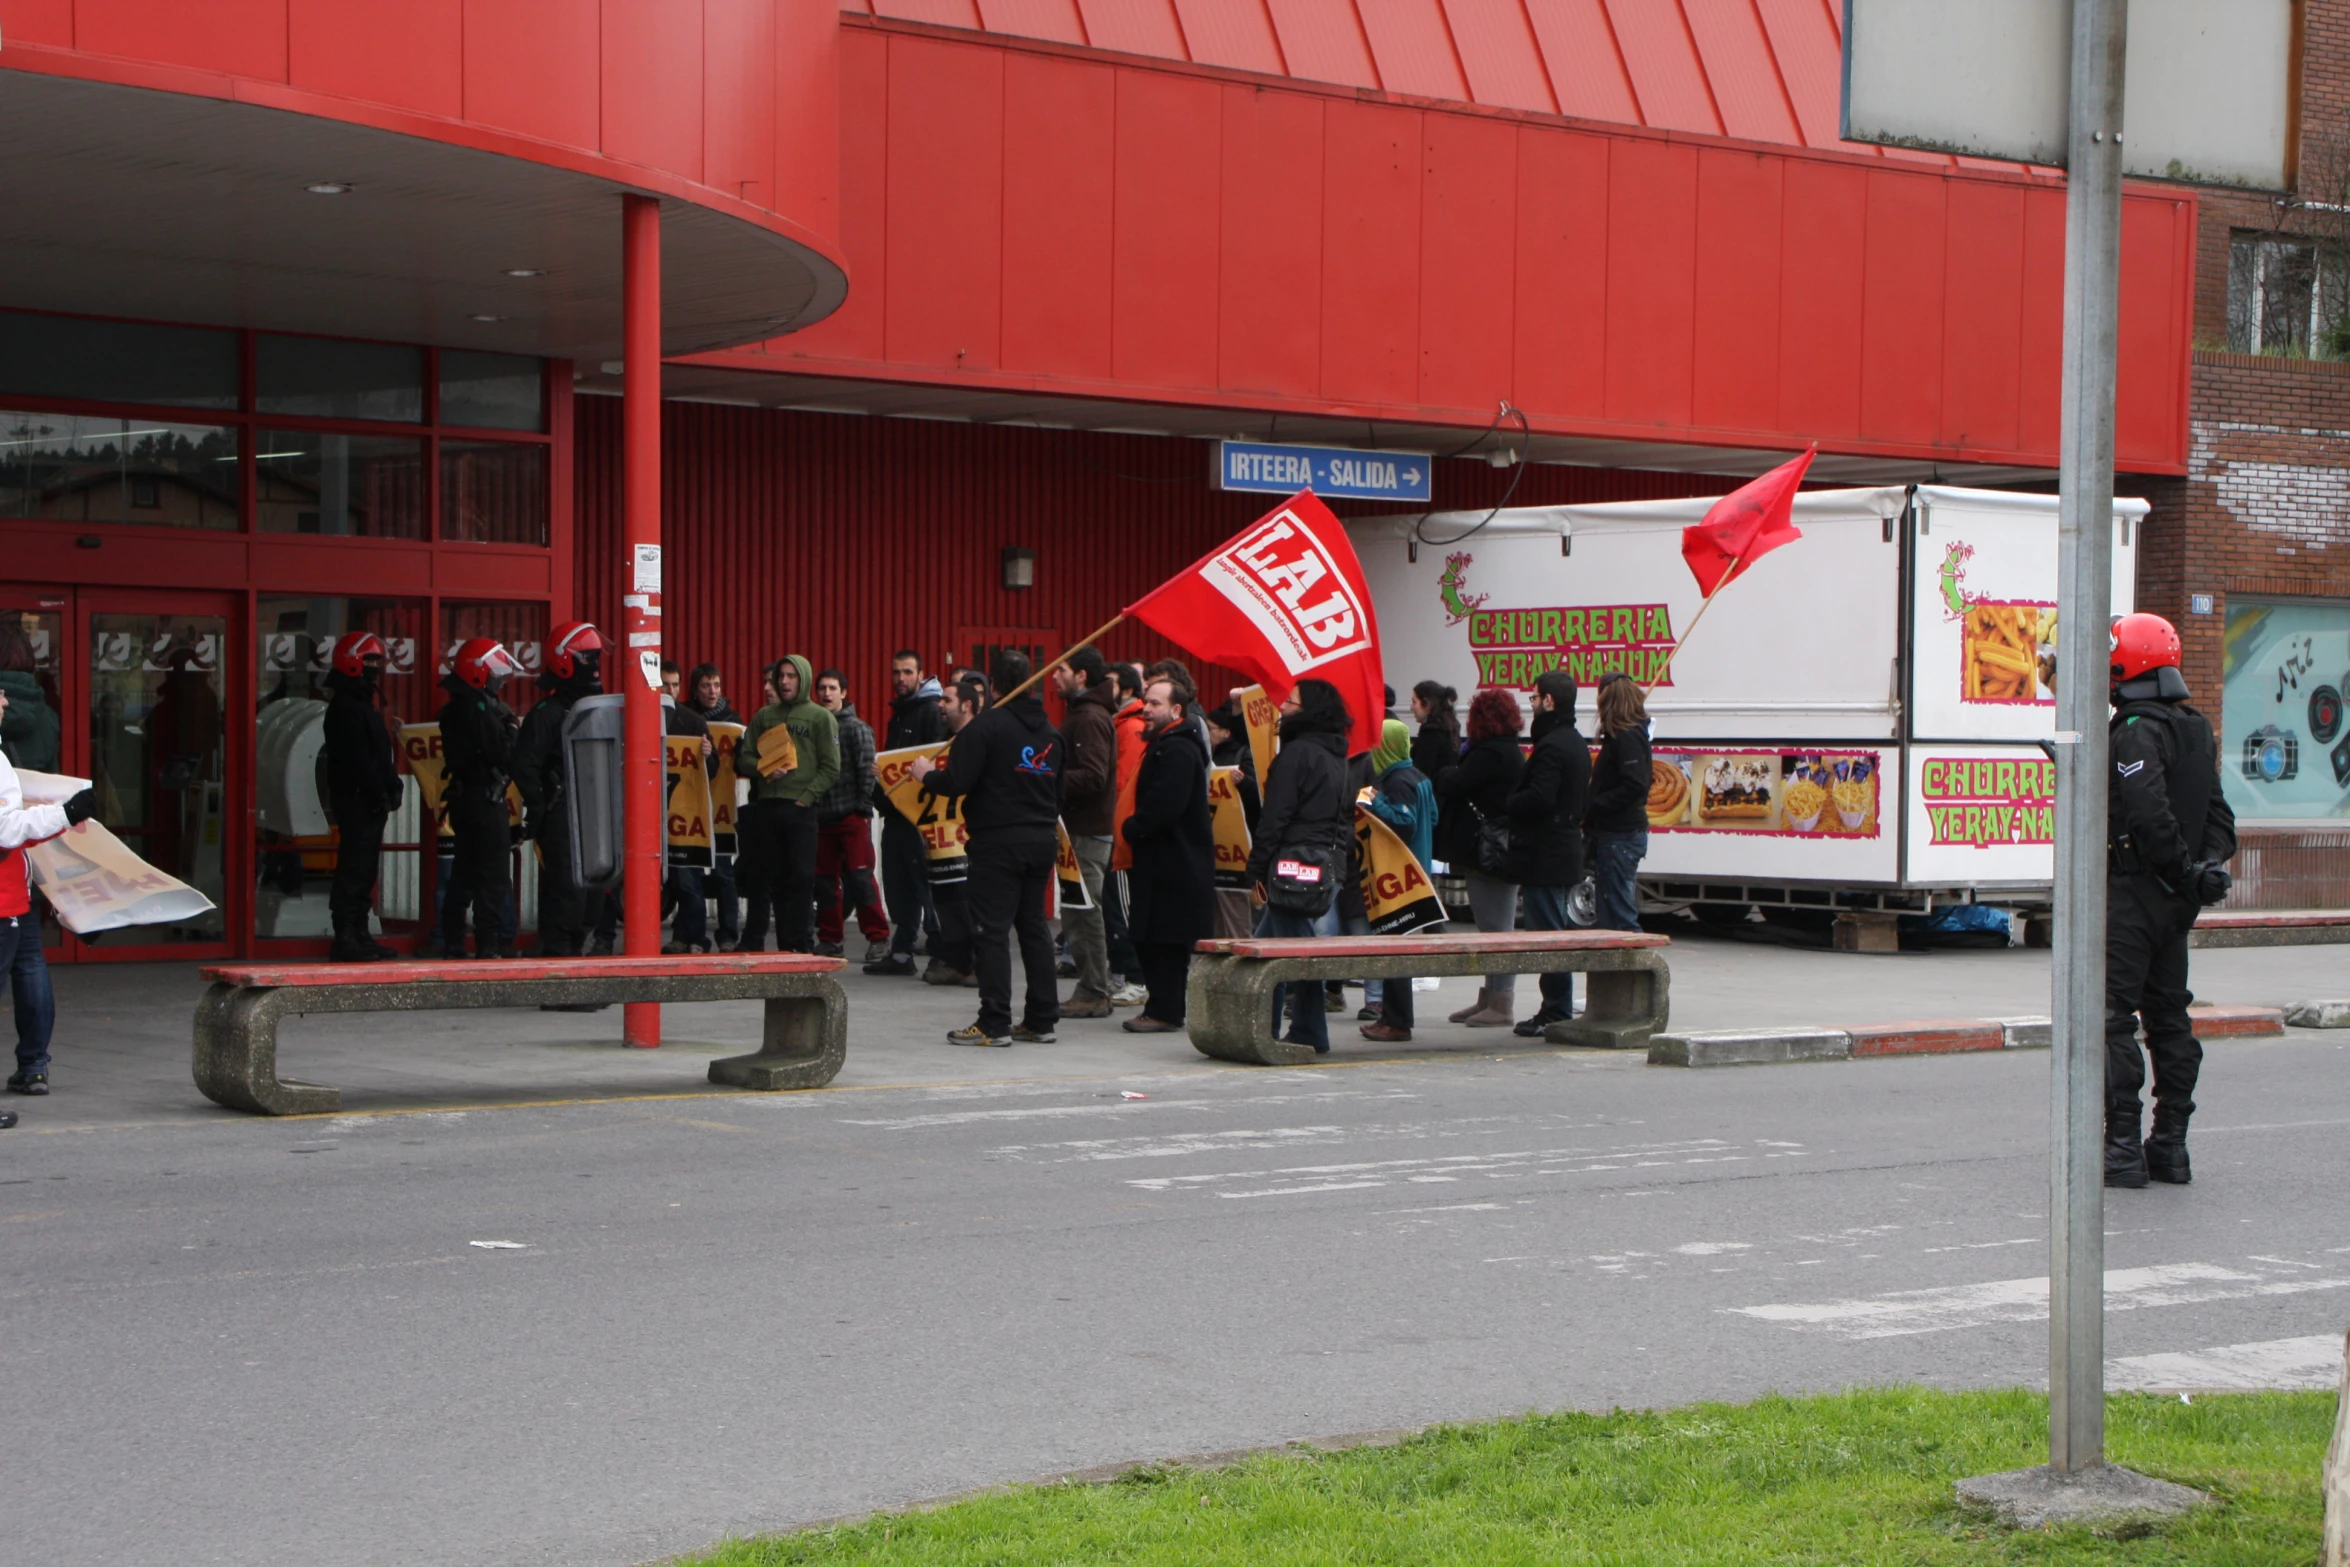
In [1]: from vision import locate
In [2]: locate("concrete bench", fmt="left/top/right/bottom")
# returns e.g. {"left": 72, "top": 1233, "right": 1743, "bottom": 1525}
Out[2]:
{"left": 1186, "top": 930, "right": 1671, "bottom": 1066}
{"left": 193, "top": 954, "right": 847, "bottom": 1115}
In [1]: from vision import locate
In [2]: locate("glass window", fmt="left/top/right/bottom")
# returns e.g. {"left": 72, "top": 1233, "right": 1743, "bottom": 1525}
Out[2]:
{"left": 0, "top": 412, "right": 238, "bottom": 528}
{"left": 255, "top": 431, "right": 425, "bottom": 538}
{"left": 0, "top": 310, "right": 239, "bottom": 409}
{"left": 2227, "top": 233, "right": 2347, "bottom": 358}
{"left": 86, "top": 611, "right": 228, "bottom": 943}
{"left": 439, "top": 351, "right": 545, "bottom": 431}
{"left": 2222, "top": 598, "right": 2350, "bottom": 822}
{"left": 256, "top": 334, "right": 424, "bottom": 422}
{"left": 441, "top": 441, "right": 548, "bottom": 545}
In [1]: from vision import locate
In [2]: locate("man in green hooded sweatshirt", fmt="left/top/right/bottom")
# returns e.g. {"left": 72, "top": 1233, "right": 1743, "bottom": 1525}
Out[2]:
{"left": 739, "top": 654, "right": 840, "bottom": 953}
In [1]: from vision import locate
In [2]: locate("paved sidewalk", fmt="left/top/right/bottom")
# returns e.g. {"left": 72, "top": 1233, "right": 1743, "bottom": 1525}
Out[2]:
{"left": 23, "top": 930, "right": 2346, "bottom": 1132}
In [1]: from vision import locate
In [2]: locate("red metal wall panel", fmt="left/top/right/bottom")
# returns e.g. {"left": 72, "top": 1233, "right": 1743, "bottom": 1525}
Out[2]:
{"left": 1857, "top": 168, "right": 1947, "bottom": 446}
{"left": 873, "top": 0, "right": 983, "bottom": 31}
{"left": 705, "top": 0, "right": 780, "bottom": 208}
{"left": 1680, "top": 0, "right": 1797, "bottom": 145}
{"left": 780, "top": 28, "right": 887, "bottom": 361}
{"left": 1002, "top": 53, "right": 1116, "bottom": 380}
{"left": 1167, "top": 0, "right": 1287, "bottom": 72}
{"left": 1749, "top": 0, "right": 1840, "bottom": 149}
{"left": 463, "top": 0, "right": 602, "bottom": 150}
{"left": 1354, "top": 0, "right": 1468, "bottom": 102}
{"left": 601, "top": 0, "right": 706, "bottom": 182}
{"left": 884, "top": 35, "right": 1004, "bottom": 368}
{"left": 2115, "top": 194, "right": 2191, "bottom": 469}
{"left": 1418, "top": 112, "right": 1519, "bottom": 412}
{"left": 1602, "top": 137, "right": 1698, "bottom": 427}
{"left": 1319, "top": 99, "right": 1421, "bottom": 407}
{"left": 1520, "top": 0, "right": 1638, "bottom": 123}
{"left": 1938, "top": 180, "right": 2026, "bottom": 454}
{"left": 76, "top": 0, "right": 290, "bottom": 79}
{"left": 0, "top": 0, "right": 71, "bottom": 46}
{"left": 977, "top": 0, "right": 1090, "bottom": 45}
{"left": 1263, "top": 0, "right": 1382, "bottom": 90}
{"left": 773, "top": 0, "right": 842, "bottom": 245}
{"left": 1217, "top": 86, "right": 1325, "bottom": 397}
{"left": 1601, "top": 0, "right": 1720, "bottom": 135}
{"left": 1438, "top": 0, "right": 1556, "bottom": 112}
{"left": 1111, "top": 70, "right": 1222, "bottom": 388}
{"left": 2017, "top": 184, "right": 2067, "bottom": 456}
{"left": 1773, "top": 158, "right": 1865, "bottom": 441}
{"left": 1690, "top": 146, "right": 1782, "bottom": 434}
{"left": 288, "top": 0, "right": 464, "bottom": 119}
{"left": 1511, "top": 126, "right": 1609, "bottom": 420}
{"left": 1073, "top": 0, "right": 1189, "bottom": 59}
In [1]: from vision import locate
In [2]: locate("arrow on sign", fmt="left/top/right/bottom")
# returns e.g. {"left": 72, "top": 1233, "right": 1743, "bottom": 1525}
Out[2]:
{"left": 1405, "top": 467, "right": 1422, "bottom": 485}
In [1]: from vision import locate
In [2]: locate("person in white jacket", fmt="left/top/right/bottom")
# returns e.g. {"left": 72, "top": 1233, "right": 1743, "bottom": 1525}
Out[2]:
{"left": 0, "top": 680, "right": 96, "bottom": 1113}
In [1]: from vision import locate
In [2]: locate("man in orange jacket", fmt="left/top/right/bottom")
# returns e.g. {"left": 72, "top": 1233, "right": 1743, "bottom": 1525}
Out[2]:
{"left": 1103, "top": 663, "right": 1148, "bottom": 1005}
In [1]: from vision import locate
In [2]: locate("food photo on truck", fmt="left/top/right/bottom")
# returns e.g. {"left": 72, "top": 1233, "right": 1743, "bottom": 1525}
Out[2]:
{"left": 1351, "top": 485, "right": 2145, "bottom": 951}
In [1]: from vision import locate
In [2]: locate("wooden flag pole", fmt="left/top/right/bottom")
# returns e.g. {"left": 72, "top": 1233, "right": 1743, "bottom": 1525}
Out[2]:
{"left": 921, "top": 611, "right": 1130, "bottom": 769}
{"left": 1644, "top": 554, "right": 1741, "bottom": 695}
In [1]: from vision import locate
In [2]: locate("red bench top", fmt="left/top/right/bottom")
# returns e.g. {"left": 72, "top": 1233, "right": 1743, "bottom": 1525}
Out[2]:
{"left": 201, "top": 954, "right": 845, "bottom": 988}
{"left": 1195, "top": 931, "right": 1668, "bottom": 959}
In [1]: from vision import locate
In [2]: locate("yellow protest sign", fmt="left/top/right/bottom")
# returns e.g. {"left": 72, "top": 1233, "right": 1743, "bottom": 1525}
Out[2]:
{"left": 664, "top": 732, "right": 715, "bottom": 870}
{"left": 708, "top": 721, "right": 744, "bottom": 856}
{"left": 1238, "top": 683, "right": 1279, "bottom": 791}
{"left": 1356, "top": 805, "right": 1447, "bottom": 935}
{"left": 1054, "top": 819, "right": 1092, "bottom": 912}
{"left": 877, "top": 743, "right": 968, "bottom": 884}
{"left": 1207, "top": 765, "right": 1252, "bottom": 891}
{"left": 398, "top": 722, "right": 522, "bottom": 841}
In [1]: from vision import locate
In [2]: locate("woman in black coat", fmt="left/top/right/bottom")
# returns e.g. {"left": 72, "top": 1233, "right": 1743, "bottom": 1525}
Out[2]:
{"left": 1434, "top": 687, "right": 1525, "bottom": 1027}
{"left": 1410, "top": 680, "right": 1461, "bottom": 788}
{"left": 1122, "top": 679, "right": 1217, "bottom": 1032}
{"left": 1245, "top": 678, "right": 1353, "bottom": 1054}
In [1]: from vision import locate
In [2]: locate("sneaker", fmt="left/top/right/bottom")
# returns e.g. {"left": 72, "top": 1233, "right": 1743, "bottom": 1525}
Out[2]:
{"left": 814, "top": 941, "right": 845, "bottom": 958}
{"left": 1323, "top": 989, "right": 1348, "bottom": 1013}
{"left": 1355, "top": 1004, "right": 1381, "bottom": 1022}
{"left": 588, "top": 934, "right": 617, "bottom": 957}
{"left": 1056, "top": 958, "right": 1078, "bottom": 979}
{"left": 5, "top": 1073, "right": 47, "bottom": 1096}
{"left": 0, "top": 1110, "right": 15, "bottom": 1129}
{"left": 947, "top": 1023, "right": 1011, "bottom": 1048}
{"left": 1513, "top": 1010, "right": 1568, "bottom": 1039}
{"left": 863, "top": 939, "right": 894, "bottom": 966}
{"left": 1108, "top": 982, "right": 1149, "bottom": 1007}
{"left": 661, "top": 940, "right": 690, "bottom": 955}
{"left": 864, "top": 952, "right": 916, "bottom": 977}
{"left": 1011, "top": 1024, "right": 1057, "bottom": 1044}
{"left": 923, "top": 962, "right": 974, "bottom": 987}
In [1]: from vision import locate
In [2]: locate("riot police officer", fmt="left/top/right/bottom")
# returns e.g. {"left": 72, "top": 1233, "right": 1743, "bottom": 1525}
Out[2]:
{"left": 321, "top": 631, "right": 400, "bottom": 962}
{"left": 436, "top": 638, "right": 523, "bottom": 959}
{"left": 512, "top": 622, "right": 604, "bottom": 956}
{"left": 2106, "top": 611, "right": 2237, "bottom": 1189}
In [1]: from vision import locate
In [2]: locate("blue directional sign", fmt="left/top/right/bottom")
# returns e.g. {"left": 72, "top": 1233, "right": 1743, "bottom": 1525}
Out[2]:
{"left": 1214, "top": 440, "right": 1432, "bottom": 503}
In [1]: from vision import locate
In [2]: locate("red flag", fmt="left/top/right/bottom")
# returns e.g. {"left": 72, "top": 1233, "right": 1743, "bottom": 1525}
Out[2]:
{"left": 1680, "top": 447, "right": 1815, "bottom": 598}
{"left": 1125, "top": 491, "right": 1386, "bottom": 755}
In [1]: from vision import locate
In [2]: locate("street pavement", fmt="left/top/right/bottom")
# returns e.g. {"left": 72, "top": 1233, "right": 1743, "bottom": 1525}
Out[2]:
{"left": 2, "top": 934, "right": 2345, "bottom": 1565}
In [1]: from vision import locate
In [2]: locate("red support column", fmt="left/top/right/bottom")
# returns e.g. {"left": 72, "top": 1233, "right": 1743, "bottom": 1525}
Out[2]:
{"left": 622, "top": 194, "right": 663, "bottom": 1048}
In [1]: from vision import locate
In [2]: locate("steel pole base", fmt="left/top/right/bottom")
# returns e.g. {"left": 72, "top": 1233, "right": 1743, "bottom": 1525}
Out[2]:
{"left": 1955, "top": 1463, "right": 2210, "bottom": 1531}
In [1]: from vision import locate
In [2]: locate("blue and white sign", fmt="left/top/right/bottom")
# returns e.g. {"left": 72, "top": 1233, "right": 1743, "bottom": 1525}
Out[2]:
{"left": 1214, "top": 440, "right": 1431, "bottom": 504}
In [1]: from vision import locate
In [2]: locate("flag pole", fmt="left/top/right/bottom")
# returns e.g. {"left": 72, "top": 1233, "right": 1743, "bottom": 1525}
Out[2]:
{"left": 925, "top": 612, "right": 1129, "bottom": 766}
{"left": 1644, "top": 555, "right": 1742, "bottom": 694}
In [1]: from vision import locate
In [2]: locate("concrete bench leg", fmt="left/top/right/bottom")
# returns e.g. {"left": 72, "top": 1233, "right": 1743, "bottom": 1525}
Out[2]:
{"left": 1186, "top": 956, "right": 1321, "bottom": 1067}
{"left": 1545, "top": 952, "right": 1671, "bottom": 1050}
{"left": 709, "top": 978, "right": 848, "bottom": 1090}
{"left": 192, "top": 985, "right": 342, "bottom": 1116}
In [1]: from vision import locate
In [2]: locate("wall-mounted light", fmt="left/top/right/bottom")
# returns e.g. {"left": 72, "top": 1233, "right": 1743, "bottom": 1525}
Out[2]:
{"left": 1001, "top": 546, "right": 1037, "bottom": 591}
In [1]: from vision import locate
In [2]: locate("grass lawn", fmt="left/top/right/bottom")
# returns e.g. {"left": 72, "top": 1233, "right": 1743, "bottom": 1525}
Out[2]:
{"left": 679, "top": 1388, "right": 2335, "bottom": 1566}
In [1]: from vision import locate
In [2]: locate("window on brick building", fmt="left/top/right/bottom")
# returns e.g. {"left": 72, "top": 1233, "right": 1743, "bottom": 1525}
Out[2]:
{"left": 2228, "top": 232, "right": 2347, "bottom": 357}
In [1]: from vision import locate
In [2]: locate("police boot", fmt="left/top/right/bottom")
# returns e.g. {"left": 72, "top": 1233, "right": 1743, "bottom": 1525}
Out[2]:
{"left": 2104, "top": 1105, "right": 2148, "bottom": 1189}
{"left": 2144, "top": 1108, "right": 2192, "bottom": 1185}
{"left": 329, "top": 923, "right": 378, "bottom": 964}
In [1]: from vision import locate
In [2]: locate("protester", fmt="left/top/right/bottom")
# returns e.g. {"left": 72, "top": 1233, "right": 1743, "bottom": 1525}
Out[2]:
{"left": 1359, "top": 718, "right": 1436, "bottom": 1043}
{"left": 1246, "top": 678, "right": 1352, "bottom": 1055}
{"left": 0, "top": 685, "right": 94, "bottom": 1108}
{"left": 810, "top": 668, "right": 888, "bottom": 961}
{"left": 1052, "top": 647, "right": 1119, "bottom": 1017}
{"left": 321, "top": 631, "right": 400, "bottom": 962}
{"left": 739, "top": 654, "right": 840, "bottom": 955}
{"left": 911, "top": 652, "right": 1061, "bottom": 1047}
{"left": 1202, "top": 702, "right": 1258, "bottom": 939}
{"left": 2105, "top": 612, "right": 2237, "bottom": 1188}
{"left": 1507, "top": 670, "right": 1592, "bottom": 1037}
{"left": 1585, "top": 674, "right": 1653, "bottom": 933}
{"left": 682, "top": 662, "right": 743, "bottom": 947}
{"left": 1410, "top": 680, "right": 1462, "bottom": 788}
{"left": 1103, "top": 661, "right": 1149, "bottom": 1006}
{"left": 919, "top": 674, "right": 987, "bottom": 987}
{"left": 1436, "top": 687, "right": 1526, "bottom": 1026}
{"left": 434, "top": 638, "right": 523, "bottom": 959}
{"left": 868, "top": 649, "right": 943, "bottom": 977}
{"left": 657, "top": 675, "right": 718, "bottom": 954}
{"left": 1120, "top": 673, "right": 1215, "bottom": 1033}
{"left": 732, "top": 663, "right": 783, "bottom": 949}
{"left": 512, "top": 621, "right": 603, "bottom": 956}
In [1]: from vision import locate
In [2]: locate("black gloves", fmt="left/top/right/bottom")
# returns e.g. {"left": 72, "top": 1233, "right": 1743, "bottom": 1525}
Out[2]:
{"left": 2189, "top": 861, "right": 2233, "bottom": 907}
{"left": 62, "top": 789, "right": 97, "bottom": 826}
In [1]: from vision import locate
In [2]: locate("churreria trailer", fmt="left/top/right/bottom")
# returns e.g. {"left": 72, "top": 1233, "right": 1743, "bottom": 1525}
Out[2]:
{"left": 1350, "top": 485, "right": 2145, "bottom": 930}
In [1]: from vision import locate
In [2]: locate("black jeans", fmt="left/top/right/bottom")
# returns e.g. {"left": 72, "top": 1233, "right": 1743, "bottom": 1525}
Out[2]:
{"left": 932, "top": 880, "right": 974, "bottom": 973}
{"left": 328, "top": 793, "right": 387, "bottom": 939}
{"left": 1137, "top": 941, "right": 1192, "bottom": 1025}
{"left": 741, "top": 799, "right": 820, "bottom": 953}
{"left": 709, "top": 852, "right": 739, "bottom": 943}
{"left": 1100, "top": 869, "right": 1142, "bottom": 979}
{"left": 966, "top": 835, "right": 1059, "bottom": 1035}
{"left": 445, "top": 790, "right": 513, "bottom": 954}
{"left": 880, "top": 813, "right": 935, "bottom": 958}
{"left": 534, "top": 806, "right": 591, "bottom": 955}
{"left": 2106, "top": 872, "right": 2201, "bottom": 1126}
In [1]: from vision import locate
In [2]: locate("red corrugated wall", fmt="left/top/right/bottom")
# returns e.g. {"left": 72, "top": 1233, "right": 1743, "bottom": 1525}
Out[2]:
{"left": 574, "top": 396, "right": 1729, "bottom": 709}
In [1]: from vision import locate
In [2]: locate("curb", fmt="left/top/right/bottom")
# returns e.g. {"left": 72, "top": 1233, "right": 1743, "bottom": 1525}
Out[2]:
{"left": 2190, "top": 912, "right": 2350, "bottom": 949}
{"left": 2284, "top": 999, "right": 2350, "bottom": 1028}
{"left": 1649, "top": 1004, "right": 2287, "bottom": 1068}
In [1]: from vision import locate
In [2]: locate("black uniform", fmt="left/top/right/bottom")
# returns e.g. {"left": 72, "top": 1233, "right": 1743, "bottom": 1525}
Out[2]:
{"left": 514, "top": 665, "right": 600, "bottom": 955}
{"left": 919, "top": 692, "right": 1062, "bottom": 1036}
{"left": 321, "top": 668, "right": 400, "bottom": 958}
{"left": 2106, "top": 669, "right": 2237, "bottom": 1185}
{"left": 436, "top": 676, "right": 519, "bottom": 957}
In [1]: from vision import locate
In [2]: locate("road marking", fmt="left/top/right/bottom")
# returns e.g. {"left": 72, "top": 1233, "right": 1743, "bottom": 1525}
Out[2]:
{"left": 1735, "top": 1262, "right": 2350, "bottom": 1339}
{"left": 2108, "top": 1334, "right": 2343, "bottom": 1391}
{"left": 1675, "top": 1242, "right": 1753, "bottom": 1256}
{"left": 1124, "top": 1138, "right": 1808, "bottom": 1200}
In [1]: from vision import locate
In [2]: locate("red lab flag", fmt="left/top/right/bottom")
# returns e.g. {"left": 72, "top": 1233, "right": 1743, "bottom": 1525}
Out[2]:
{"left": 1679, "top": 447, "right": 1816, "bottom": 598}
{"left": 1125, "top": 491, "right": 1386, "bottom": 755}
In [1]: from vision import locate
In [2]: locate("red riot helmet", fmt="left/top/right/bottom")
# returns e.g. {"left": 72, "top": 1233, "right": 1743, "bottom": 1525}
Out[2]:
{"left": 2110, "top": 612, "right": 2183, "bottom": 687}
{"left": 451, "top": 637, "right": 524, "bottom": 689}
{"left": 545, "top": 621, "right": 603, "bottom": 681}
{"left": 330, "top": 631, "right": 389, "bottom": 679}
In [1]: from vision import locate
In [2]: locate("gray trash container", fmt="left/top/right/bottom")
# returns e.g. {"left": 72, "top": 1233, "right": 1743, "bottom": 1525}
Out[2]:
{"left": 562, "top": 693, "right": 626, "bottom": 891}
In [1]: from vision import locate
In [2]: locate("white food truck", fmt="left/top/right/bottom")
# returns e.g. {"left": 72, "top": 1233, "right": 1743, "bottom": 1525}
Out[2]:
{"left": 1351, "top": 485, "right": 2144, "bottom": 926}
